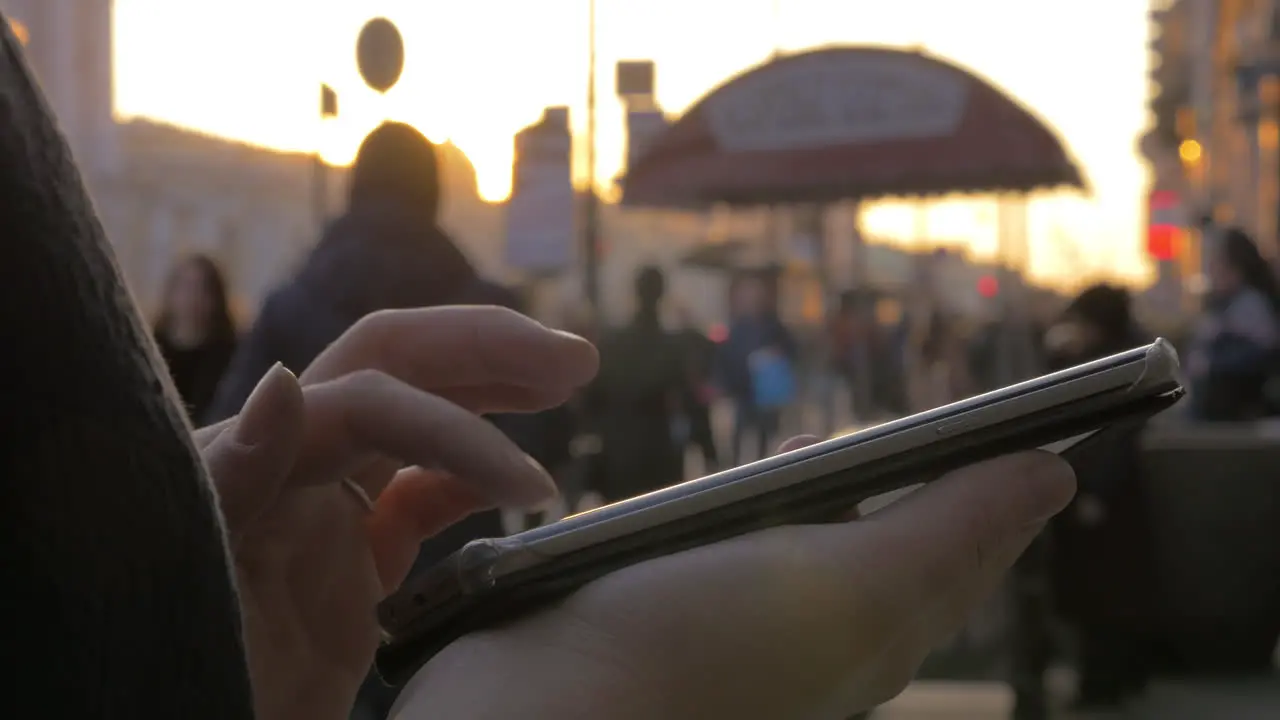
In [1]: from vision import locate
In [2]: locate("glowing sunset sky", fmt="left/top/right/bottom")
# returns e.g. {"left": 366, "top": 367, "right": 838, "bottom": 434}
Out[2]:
{"left": 112, "top": 0, "right": 1154, "bottom": 285}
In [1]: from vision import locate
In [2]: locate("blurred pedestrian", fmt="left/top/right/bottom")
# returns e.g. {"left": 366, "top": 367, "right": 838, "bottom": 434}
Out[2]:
{"left": 152, "top": 254, "right": 237, "bottom": 423}
{"left": 488, "top": 293, "right": 577, "bottom": 529}
{"left": 718, "top": 273, "right": 797, "bottom": 465}
{"left": 585, "top": 266, "right": 686, "bottom": 502}
{"left": 673, "top": 304, "right": 720, "bottom": 476}
{"left": 1033, "top": 283, "right": 1156, "bottom": 715}
{"left": 906, "top": 302, "right": 971, "bottom": 413}
{"left": 1186, "top": 227, "right": 1280, "bottom": 420}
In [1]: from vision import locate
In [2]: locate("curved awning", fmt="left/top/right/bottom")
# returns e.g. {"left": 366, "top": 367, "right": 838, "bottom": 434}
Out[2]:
{"left": 622, "top": 46, "right": 1085, "bottom": 208}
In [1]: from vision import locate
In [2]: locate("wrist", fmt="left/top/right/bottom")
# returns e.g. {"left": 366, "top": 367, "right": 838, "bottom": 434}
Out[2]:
{"left": 396, "top": 633, "right": 653, "bottom": 720}
{"left": 253, "top": 676, "right": 353, "bottom": 720}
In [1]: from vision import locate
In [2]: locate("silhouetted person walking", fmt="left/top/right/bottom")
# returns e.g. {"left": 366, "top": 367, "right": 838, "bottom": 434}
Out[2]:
{"left": 586, "top": 266, "right": 685, "bottom": 502}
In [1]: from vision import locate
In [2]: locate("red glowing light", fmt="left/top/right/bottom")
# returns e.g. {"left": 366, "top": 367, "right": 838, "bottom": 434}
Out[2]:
{"left": 1150, "top": 191, "right": 1180, "bottom": 210}
{"left": 708, "top": 322, "right": 729, "bottom": 343}
{"left": 1147, "top": 224, "right": 1179, "bottom": 261}
{"left": 977, "top": 275, "right": 999, "bottom": 298}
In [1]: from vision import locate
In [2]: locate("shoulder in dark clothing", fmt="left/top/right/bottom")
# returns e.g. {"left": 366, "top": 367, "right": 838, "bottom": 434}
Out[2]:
{"left": 0, "top": 30, "right": 255, "bottom": 718}
{"left": 206, "top": 204, "right": 485, "bottom": 422}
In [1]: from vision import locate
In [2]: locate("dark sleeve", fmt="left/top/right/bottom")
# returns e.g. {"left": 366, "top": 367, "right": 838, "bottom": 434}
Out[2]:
{"left": 713, "top": 336, "right": 735, "bottom": 394}
{"left": 204, "top": 292, "right": 287, "bottom": 424}
{"left": 776, "top": 322, "right": 799, "bottom": 360}
{"left": 0, "top": 26, "right": 254, "bottom": 720}
{"left": 1207, "top": 331, "right": 1275, "bottom": 376}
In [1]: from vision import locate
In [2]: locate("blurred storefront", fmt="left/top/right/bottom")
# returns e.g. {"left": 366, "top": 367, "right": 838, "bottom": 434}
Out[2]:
{"left": 1145, "top": 0, "right": 1280, "bottom": 272}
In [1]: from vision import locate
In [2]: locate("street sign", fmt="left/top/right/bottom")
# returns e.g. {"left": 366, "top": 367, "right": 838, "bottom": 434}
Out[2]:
{"left": 704, "top": 51, "right": 969, "bottom": 153}
{"left": 506, "top": 108, "right": 575, "bottom": 274}
{"left": 320, "top": 84, "right": 338, "bottom": 117}
{"left": 616, "top": 60, "right": 655, "bottom": 97}
{"left": 356, "top": 18, "right": 404, "bottom": 93}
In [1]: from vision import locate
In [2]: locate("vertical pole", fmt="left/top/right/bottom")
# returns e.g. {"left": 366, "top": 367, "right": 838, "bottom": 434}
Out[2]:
{"left": 996, "top": 196, "right": 1035, "bottom": 384}
{"left": 995, "top": 196, "right": 1015, "bottom": 386}
{"left": 814, "top": 203, "right": 836, "bottom": 436}
{"left": 583, "top": 0, "right": 601, "bottom": 315}
{"left": 848, "top": 201, "right": 875, "bottom": 422}
{"left": 1188, "top": 0, "right": 1218, "bottom": 285}
{"left": 314, "top": 84, "right": 334, "bottom": 235}
{"left": 312, "top": 154, "right": 328, "bottom": 234}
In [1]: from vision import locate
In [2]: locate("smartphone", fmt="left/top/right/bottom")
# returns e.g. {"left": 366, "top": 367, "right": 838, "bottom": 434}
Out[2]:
{"left": 376, "top": 338, "right": 1184, "bottom": 685}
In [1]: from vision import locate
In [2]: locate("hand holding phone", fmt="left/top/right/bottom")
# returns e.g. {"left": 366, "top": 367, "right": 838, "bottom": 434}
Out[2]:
{"left": 387, "top": 450, "right": 1077, "bottom": 720}
{"left": 379, "top": 340, "right": 1183, "bottom": 689}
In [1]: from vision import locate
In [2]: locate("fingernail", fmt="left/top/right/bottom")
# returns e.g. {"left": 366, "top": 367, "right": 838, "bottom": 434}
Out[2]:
{"left": 232, "top": 363, "right": 297, "bottom": 447}
{"left": 513, "top": 453, "right": 558, "bottom": 508}
{"left": 553, "top": 329, "right": 589, "bottom": 342}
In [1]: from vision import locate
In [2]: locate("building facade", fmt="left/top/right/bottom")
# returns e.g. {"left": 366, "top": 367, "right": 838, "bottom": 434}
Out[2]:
{"left": 1145, "top": 0, "right": 1280, "bottom": 265}
{"left": 1, "top": 0, "right": 502, "bottom": 319}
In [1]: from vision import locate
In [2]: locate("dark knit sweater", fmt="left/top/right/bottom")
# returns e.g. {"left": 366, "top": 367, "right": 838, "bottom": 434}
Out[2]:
{"left": 0, "top": 19, "right": 255, "bottom": 719}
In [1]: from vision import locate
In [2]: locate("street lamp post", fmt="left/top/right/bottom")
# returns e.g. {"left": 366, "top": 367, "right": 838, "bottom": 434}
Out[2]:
{"left": 582, "top": 0, "right": 602, "bottom": 315}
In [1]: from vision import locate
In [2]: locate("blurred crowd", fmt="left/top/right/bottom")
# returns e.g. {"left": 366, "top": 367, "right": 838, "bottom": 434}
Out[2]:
{"left": 150, "top": 120, "right": 1280, "bottom": 720}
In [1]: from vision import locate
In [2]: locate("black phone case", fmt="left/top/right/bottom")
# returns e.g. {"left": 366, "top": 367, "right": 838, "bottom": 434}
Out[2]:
{"left": 376, "top": 382, "right": 1184, "bottom": 686}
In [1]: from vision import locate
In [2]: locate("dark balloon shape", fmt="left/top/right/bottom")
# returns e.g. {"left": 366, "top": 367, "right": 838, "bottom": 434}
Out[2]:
{"left": 356, "top": 17, "right": 404, "bottom": 93}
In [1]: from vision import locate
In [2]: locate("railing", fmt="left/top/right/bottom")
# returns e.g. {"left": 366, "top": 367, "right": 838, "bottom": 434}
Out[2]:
{"left": 913, "top": 419, "right": 1280, "bottom": 683}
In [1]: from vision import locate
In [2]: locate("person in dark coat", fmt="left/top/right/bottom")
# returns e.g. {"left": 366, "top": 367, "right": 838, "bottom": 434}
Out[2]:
{"left": 206, "top": 121, "right": 518, "bottom": 420}
{"left": 153, "top": 254, "right": 238, "bottom": 422}
{"left": 673, "top": 306, "right": 720, "bottom": 475}
{"left": 204, "top": 121, "right": 525, "bottom": 720}
{"left": 1042, "top": 284, "right": 1156, "bottom": 711}
{"left": 586, "top": 266, "right": 686, "bottom": 502}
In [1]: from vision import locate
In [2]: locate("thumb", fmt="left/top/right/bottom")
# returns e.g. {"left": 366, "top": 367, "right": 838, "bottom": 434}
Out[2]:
{"left": 807, "top": 452, "right": 1074, "bottom": 713}
{"left": 204, "top": 363, "right": 306, "bottom": 539}
{"left": 844, "top": 451, "right": 1075, "bottom": 647}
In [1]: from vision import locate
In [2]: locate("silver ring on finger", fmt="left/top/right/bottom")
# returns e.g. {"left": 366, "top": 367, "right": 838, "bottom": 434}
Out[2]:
{"left": 340, "top": 478, "right": 376, "bottom": 513}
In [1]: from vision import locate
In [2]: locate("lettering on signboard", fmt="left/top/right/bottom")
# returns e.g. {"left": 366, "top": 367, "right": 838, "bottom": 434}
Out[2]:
{"left": 705, "top": 52, "right": 969, "bottom": 152}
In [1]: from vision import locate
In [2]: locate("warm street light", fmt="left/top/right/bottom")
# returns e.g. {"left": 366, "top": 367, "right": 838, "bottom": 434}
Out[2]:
{"left": 1179, "top": 138, "right": 1203, "bottom": 165}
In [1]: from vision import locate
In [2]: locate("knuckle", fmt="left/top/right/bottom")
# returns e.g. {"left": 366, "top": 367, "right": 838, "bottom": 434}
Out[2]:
{"left": 351, "top": 309, "right": 400, "bottom": 341}
{"left": 341, "top": 368, "right": 395, "bottom": 394}
{"left": 473, "top": 304, "right": 526, "bottom": 327}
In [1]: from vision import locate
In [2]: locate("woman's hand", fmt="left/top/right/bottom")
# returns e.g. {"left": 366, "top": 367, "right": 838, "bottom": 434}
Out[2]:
{"left": 393, "top": 443, "right": 1075, "bottom": 720}
{"left": 194, "top": 306, "right": 597, "bottom": 720}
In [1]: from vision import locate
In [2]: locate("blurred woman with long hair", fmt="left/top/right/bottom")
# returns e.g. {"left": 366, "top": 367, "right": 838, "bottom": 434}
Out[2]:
{"left": 1187, "top": 227, "right": 1280, "bottom": 420}
{"left": 1035, "top": 284, "right": 1156, "bottom": 714}
{"left": 153, "top": 254, "right": 238, "bottom": 422}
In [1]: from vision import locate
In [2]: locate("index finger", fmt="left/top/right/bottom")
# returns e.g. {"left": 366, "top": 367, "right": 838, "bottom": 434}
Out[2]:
{"left": 301, "top": 306, "right": 599, "bottom": 395}
{"left": 294, "top": 370, "right": 557, "bottom": 508}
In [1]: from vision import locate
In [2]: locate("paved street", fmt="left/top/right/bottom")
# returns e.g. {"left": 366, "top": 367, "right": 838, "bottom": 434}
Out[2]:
{"left": 871, "top": 676, "right": 1280, "bottom": 719}
{"left": 873, "top": 682, "right": 1013, "bottom": 719}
